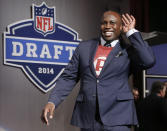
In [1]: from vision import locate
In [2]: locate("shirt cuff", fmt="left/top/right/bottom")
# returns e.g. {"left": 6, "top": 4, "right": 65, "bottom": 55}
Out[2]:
{"left": 126, "top": 28, "right": 138, "bottom": 37}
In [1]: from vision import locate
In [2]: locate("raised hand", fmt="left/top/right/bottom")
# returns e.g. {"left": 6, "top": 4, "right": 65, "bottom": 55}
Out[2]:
{"left": 122, "top": 13, "right": 136, "bottom": 33}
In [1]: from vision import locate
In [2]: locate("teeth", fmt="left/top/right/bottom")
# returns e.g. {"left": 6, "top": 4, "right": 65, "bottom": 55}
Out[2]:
{"left": 105, "top": 32, "right": 113, "bottom": 36}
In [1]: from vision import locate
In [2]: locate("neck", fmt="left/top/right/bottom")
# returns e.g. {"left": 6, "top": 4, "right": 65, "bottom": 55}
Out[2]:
{"left": 100, "top": 37, "right": 118, "bottom": 47}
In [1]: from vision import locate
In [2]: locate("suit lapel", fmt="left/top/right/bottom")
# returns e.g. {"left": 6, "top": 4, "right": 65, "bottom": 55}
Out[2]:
{"left": 89, "top": 40, "right": 123, "bottom": 78}
{"left": 89, "top": 39, "right": 99, "bottom": 77}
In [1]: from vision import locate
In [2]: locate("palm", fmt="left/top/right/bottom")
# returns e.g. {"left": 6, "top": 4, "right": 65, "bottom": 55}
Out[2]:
{"left": 122, "top": 14, "right": 136, "bottom": 33}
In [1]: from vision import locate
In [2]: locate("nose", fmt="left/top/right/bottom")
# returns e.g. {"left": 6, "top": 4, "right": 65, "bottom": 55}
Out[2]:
{"left": 105, "top": 22, "right": 112, "bottom": 29}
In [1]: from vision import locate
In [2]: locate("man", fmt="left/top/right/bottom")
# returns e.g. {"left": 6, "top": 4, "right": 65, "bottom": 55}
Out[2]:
{"left": 132, "top": 88, "right": 140, "bottom": 131}
{"left": 42, "top": 10, "right": 155, "bottom": 131}
{"left": 138, "top": 81, "right": 167, "bottom": 131}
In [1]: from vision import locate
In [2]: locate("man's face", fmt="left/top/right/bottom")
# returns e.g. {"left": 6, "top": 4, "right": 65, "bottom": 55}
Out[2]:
{"left": 100, "top": 11, "right": 122, "bottom": 41}
{"left": 132, "top": 89, "right": 139, "bottom": 100}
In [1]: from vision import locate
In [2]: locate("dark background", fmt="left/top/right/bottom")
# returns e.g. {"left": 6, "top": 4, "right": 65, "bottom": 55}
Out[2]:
{"left": 130, "top": 0, "right": 167, "bottom": 32}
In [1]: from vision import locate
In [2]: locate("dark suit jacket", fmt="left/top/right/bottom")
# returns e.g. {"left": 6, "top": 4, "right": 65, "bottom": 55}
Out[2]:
{"left": 138, "top": 94, "right": 167, "bottom": 131}
{"left": 48, "top": 32, "right": 155, "bottom": 128}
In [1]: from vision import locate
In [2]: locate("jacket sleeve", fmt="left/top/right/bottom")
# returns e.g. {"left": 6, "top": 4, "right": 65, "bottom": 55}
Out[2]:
{"left": 127, "top": 32, "right": 156, "bottom": 70}
{"left": 48, "top": 44, "right": 80, "bottom": 107}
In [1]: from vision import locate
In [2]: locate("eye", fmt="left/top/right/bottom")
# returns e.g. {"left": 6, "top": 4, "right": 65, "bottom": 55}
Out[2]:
{"left": 110, "top": 21, "right": 115, "bottom": 25}
{"left": 101, "top": 21, "right": 107, "bottom": 25}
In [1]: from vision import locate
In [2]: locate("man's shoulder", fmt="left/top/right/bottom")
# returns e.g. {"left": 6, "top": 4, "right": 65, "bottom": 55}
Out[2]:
{"left": 139, "top": 94, "right": 164, "bottom": 106}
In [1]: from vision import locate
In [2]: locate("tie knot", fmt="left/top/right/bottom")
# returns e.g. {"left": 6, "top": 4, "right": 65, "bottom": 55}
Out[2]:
{"left": 104, "top": 41, "right": 111, "bottom": 47}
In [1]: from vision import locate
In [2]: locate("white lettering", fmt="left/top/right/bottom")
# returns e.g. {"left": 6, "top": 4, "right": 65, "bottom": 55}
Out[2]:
{"left": 10, "top": 41, "right": 77, "bottom": 61}
{"left": 53, "top": 45, "right": 63, "bottom": 59}
{"left": 40, "top": 44, "right": 52, "bottom": 58}
{"left": 26, "top": 43, "right": 38, "bottom": 57}
{"left": 38, "top": 67, "right": 54, "bottom": 74}
{"left": 12, "top": 42, "right": 23, "bottom": 56}
{"left": 65, "top": 46, "right": 76, "bottom": 60}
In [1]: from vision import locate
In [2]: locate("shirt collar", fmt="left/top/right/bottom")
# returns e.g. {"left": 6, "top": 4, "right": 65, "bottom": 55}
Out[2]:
{"left": 100, "top": 37, "right": 119, "bottom": 47}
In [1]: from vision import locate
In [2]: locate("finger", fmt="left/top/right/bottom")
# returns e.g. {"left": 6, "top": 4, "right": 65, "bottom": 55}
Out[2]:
{"left": 122, "top": 18, "right": 126, "bottom": 25}
{"left": 43, "top": 109, "right": 49, "bottom": 125}
{"left": 125, "top": 13, "right": 133, "bottom": 22}
{"left": 122, "top": 14, "right": 130, "bottom": 25}
{"left": 122, "top": 17, "right": 129, "bottom": 27}
{"left": 130, "top": 15, "right": 136, "bottom": 22}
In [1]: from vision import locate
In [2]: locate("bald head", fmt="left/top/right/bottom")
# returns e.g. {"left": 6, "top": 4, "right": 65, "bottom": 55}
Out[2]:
{"left": 100, "top": 11, "right": 122, "bottom": 41}
{"left": 101, "top": 11, "right": 122, "bottom": 23}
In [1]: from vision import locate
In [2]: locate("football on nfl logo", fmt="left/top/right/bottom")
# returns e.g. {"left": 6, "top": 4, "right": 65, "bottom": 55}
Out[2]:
{"left": 3, "top": 2, "right": 81, "bottom": 93}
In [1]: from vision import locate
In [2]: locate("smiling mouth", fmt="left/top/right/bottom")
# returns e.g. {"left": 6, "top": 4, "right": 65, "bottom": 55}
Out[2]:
{"left": 104, "top": 31, "right": 114, "bottom": 37}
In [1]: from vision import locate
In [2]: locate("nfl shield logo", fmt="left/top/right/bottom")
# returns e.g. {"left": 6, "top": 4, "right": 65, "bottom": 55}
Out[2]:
{"left": 4, "top": 2, "right": 80, "bottom": 93}
{"left": 33, "top": 2, "right": 55, "bottom": 36}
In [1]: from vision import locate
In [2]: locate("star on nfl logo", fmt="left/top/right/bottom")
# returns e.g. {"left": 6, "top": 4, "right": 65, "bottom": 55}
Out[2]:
{"left": 3, "top": 2, "right": 81, "bottom": 93}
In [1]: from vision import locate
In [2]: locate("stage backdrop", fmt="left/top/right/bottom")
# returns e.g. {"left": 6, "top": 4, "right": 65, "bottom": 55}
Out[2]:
{"left": 144, "top": 43, "right": 167, "bottom": 96}
{"left": 142, "top": 32, "right": 167, "bottom": 97}
{"left": 0, "top": 0, "right": 129, "bottom": 131}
